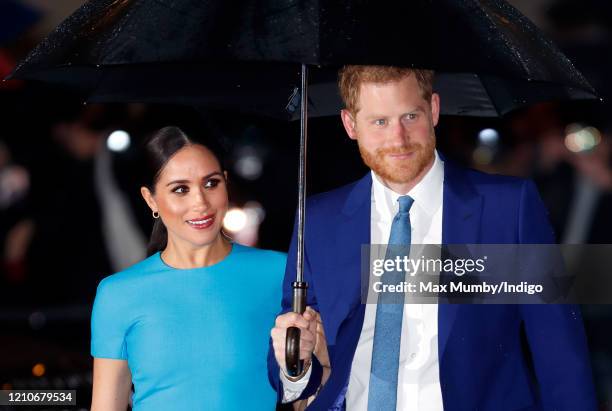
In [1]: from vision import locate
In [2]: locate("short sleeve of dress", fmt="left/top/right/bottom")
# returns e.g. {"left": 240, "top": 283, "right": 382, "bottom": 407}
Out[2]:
{"left": 91, "top": 277, "right": 129, "bottom": 360}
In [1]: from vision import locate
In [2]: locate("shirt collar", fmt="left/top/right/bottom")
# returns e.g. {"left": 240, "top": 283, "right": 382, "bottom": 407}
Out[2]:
{"left": 371, "top": 150, "right": 444, "bottom": 220}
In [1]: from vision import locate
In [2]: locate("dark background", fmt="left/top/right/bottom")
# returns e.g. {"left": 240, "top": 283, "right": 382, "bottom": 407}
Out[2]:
{"left": 1, "top": 1, "right": 611, "bottom": 409}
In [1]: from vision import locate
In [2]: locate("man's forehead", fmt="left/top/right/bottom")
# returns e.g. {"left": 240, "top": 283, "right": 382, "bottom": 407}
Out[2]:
{"left": 356, "top": 82, "right": 428, "bottom": 108}
{"left": 358, "top": 75, "right": 420, "bottom": 92}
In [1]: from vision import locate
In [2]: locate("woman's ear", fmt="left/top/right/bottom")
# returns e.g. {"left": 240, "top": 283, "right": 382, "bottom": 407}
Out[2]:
{"left": 223, "top": 170, "right": 228, "bottom": 182}
{"left": 140, "top": 186, "right": 158, "bottom": 213}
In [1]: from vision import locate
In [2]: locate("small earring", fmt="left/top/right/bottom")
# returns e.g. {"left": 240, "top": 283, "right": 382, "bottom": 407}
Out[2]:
{"left": 221, "top": 229, "right": 233, "bottom": 241}
{"left": 152, "top": 211, "right": 160, "bottom": 219}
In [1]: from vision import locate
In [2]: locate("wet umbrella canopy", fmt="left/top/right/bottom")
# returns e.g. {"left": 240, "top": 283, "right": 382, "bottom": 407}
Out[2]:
{"left": 8, "top": 0, "right": 598, "bottom": 377}
{"left": 10, "top": 0, "right": 596, "bottom": 116}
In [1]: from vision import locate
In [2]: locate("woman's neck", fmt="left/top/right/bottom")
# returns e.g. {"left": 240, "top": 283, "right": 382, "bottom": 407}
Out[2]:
{"left": 161, "top": 235, "right": 232, "bottom": 269}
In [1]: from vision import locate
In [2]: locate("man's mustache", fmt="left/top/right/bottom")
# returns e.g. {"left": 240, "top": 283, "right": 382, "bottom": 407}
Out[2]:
{"left": 375, "top": 144, "right": 422, "bottom": 156}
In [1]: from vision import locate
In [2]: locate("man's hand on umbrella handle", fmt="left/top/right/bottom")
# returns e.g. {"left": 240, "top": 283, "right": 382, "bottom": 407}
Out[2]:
{"left": 290, "top": 311, "right": 331, "bottom": 411}
{"left": 271, "top": 307, "right": 317, "bottom": 376}
{"left": 313, "top": 310, "right": 330, "bottom": 370}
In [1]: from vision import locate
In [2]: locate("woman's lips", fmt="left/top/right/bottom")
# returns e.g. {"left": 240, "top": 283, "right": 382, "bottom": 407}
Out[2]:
{"left": 186, "top": 215, "right": 215, "bottom": 230}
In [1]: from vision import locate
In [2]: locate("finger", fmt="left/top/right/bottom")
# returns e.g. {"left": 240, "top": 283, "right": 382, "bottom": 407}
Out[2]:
{"left": 271, "top": 330, "right": 286, "bottom": 355}
{"left": 270, "top": 327, "right": 285, "bottom": 344}
{"left": 316, "top": 321, "right": 326, "bottom": 337}
{"left": 270, "top": 329, "right": 287, "bottom": 368}
{"left": 300, "top": 330, "right": 315, "bottom": 345}
{"left": 306, "top": 311, "right": 318, "bottom": 333}
{"left": 308, "top": 309, "right": 323, "bottom": 327}
{"left": 300, "top": 337, "right": 315, "bottom": 350}
{"left": 308, "top": 317, "right": 317, "bottom": 335}
{"left": 300, "top": 349, "right": 314, "bottom": 361}
{"left": 300, "top": 342, "right": 315, "bottom": 359}
{"left": 277, "top": 313, "right": 310, "bottom": 329}
{"left": 275, "top": 312, "right": 303, "bottom": 326}
{"left": 303, "top": 307, "right": 316, "bottom": 320}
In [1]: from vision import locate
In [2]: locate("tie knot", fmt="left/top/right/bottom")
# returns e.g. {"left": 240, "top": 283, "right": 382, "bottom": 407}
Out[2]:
{"left": 397, "top": 195, "right": 414, "bottom": 214}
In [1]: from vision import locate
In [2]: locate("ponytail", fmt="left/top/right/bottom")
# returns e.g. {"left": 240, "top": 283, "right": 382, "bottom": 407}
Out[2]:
{"left": 146, "top": 218, "right": 168, "bottom": 256}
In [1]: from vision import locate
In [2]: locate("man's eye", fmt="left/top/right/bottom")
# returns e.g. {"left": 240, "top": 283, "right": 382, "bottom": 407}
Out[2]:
{"left": 204, "top": 178, "right": 220, "bottom": 189}
{"left": 405, "top": 113, "right": 418, "bottom": 121}
{"left": 374, "top": 119, "right": 386, "bottom": 126}
{"left": 172, "top": 185, "right": 188, "bottom": 194}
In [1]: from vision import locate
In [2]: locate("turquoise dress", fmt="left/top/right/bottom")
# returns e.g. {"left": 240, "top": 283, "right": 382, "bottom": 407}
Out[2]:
{"left": 91, "top": 244, "right": 285, "bottom": 410}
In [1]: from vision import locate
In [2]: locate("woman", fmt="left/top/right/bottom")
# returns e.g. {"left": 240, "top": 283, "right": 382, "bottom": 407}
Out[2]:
{"left": 90, "top": 126, "right": 285, "bottom": 410}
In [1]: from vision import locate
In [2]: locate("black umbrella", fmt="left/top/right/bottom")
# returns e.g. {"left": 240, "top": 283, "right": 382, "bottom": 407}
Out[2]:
{"left": 7, "top": 0, "right": 598, "bottom": 377}
{"left": 9, "top": 0, "right": 597, "bottom": 116}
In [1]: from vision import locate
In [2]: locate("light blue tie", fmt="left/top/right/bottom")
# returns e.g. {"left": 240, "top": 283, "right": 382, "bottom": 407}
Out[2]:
{"left": 368, "top": 195, "right": 414, "bottom": 411}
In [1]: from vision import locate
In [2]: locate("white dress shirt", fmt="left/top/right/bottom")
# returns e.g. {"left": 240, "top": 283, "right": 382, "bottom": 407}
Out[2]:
{"left": 283, "top": 152, "right": 445, "bottom": 411}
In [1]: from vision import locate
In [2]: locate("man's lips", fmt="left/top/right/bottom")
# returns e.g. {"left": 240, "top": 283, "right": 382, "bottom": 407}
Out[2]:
{"left": 186, "top": 215, "right": 215, "bottom": 229}
{"left": 387, "top": 151, "right": 415, "bottom": 159}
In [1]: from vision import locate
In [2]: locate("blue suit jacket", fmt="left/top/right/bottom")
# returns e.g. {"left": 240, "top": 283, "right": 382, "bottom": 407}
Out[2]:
{"left": 268, "top": 160, "right": 597, "bottom": 410}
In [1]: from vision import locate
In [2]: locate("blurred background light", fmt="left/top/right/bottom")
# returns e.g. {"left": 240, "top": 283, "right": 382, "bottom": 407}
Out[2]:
{"left": 32, "top": 363, "right": 45, "bottom": 377}
{"left": 478, "top": 128, "right": 500, "bottom": 146}
{"left": 106, "top": 130, "right": 131, "bottom": 152}
{"left": 233, "top": 146, "right": 263, "bottom": 180}
{"left": 564, "top": 123, "right": 601, "bottom": 153}
{"left": 235, "top": 154, "right": 263, "bottom": 180}
{"left": 473, "top": 146, "right": 495, "bottom": 165}
{"left": 223, "top": 208, "right": 248, "bottom": 232}
{"left": 222, "top": 202, "right": 266, "bottom": 246}
{"left": 244, "top": 201, "right": 265, "bottom": 223}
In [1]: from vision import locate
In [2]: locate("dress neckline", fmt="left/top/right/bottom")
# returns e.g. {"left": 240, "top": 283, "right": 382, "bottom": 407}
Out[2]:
{"left": 156, "top": 243, "right": 238, "bottom": 271}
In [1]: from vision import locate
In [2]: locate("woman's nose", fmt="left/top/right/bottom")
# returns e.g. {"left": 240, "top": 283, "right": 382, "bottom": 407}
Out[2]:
{"left": 192, "top": 188, "right": 210, "bottom": 211}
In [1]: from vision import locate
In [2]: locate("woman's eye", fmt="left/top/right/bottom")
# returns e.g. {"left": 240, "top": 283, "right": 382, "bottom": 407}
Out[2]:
{"left": 204, "top": 178, "right": 220, "bottom": 189}
{"left": 374, "top": 119, "right": 386, "bottom": 126}
{"left": 172, "top": 185, "right": 189, "bottom": 194}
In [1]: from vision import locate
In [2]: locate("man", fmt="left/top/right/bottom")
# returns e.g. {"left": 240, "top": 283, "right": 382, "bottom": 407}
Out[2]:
{"left": 268, "top": 66, "right": 597, "bottom": 410}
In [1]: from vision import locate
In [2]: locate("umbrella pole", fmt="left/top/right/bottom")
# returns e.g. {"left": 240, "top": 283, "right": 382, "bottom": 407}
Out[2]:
{"left": 285, "top": 63, "right": 309, "bottom": 377}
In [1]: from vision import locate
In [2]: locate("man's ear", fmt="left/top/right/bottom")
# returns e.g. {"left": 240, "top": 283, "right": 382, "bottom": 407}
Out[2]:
{"left": 430, "top": 92, "right": 440, "bottom": 127}
{"left": 140, "top": 186, "right": 158, "bottom": 213}
{"left": 340, "top": 109, "right": 358, "bottom": 140}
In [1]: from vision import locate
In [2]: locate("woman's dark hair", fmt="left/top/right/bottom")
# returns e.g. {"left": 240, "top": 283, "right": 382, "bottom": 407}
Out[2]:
{"left": 142, "top": 126, "right": 225, "bottom": 256}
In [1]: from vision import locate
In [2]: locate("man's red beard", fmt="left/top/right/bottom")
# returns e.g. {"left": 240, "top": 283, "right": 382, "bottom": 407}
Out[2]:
{"left": 358, "top": 137, "right": 436, "bottom": 184}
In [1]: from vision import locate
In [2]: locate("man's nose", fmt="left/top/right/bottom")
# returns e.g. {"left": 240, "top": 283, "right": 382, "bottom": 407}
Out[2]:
{"left": 388, "top": 121, "right": 407, "bottom": 145}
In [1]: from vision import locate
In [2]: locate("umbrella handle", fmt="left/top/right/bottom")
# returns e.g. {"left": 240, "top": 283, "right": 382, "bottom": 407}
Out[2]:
{"left": 285, "top": 281, "right": 308, "bottom": 377}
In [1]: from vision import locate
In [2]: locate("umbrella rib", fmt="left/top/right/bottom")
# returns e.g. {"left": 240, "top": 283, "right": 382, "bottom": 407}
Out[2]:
{"left": 468, "top": 0, "right": 531, "bottom": 77}
{"left": 477, "top": 76, "right": 503, "bottom": 117}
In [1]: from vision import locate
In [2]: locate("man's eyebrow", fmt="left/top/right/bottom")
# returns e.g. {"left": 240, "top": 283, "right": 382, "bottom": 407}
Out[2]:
{"left": 364, "top": 107, "right": 426, "bottom": 119}
{"left": 165, "top": 171, "right": 223, "bottom": 186}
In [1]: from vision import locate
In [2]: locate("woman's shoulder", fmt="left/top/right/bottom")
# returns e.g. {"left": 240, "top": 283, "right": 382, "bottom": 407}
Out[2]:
{"left": 96, "top": 253, "right": 164, "bottom": 293}
{"left": 229, "top": 245, "right": 286, "bottom": 296}
{"left": 229, "top": 244, "right": 287, "bottom": 275}
{"left": 231, "top": 243, "right": 286, "bottom": 264}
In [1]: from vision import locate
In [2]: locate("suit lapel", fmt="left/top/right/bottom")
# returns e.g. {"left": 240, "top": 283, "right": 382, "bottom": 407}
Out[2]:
{"left": 324, "top": 174, "right": 371, "bottom": 346}
{"left": 322, "top": 164, "right": 483, "bottom": 358}
{"left": 439, "top": 160, "right": 483, "bottom": 357}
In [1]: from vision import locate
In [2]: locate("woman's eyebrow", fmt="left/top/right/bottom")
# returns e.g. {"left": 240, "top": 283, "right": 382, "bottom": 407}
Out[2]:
{"left": 165, "top": 171, "right": 223, "bottom": 186}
